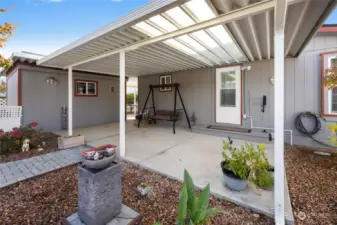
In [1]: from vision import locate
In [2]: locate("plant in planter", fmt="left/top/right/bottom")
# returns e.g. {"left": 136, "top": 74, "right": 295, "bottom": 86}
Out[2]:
{"left": 221, "top": 141, "right": 251, "bottom": 191}
{"left": 248, "top": 143, "right": 274, "bottom": 191}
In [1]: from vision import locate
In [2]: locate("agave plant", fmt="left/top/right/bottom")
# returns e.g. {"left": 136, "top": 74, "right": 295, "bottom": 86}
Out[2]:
{"left": 154, "top": 169, "right": 222, "bottom": 225}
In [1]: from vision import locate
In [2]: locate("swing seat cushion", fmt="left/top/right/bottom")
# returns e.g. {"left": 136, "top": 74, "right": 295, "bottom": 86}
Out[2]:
{"left": 149, "top": 110, "right": 178, "bottom": 121}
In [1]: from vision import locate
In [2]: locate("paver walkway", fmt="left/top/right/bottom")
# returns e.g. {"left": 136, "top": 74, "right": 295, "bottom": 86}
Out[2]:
{"left": 0, "top": 145, "right": 92, "bottom": 188}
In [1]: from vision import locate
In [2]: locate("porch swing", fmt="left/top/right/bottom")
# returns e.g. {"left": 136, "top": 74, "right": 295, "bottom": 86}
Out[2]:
{"left": 137, "top": 83, "right": 191, "bottom": 134}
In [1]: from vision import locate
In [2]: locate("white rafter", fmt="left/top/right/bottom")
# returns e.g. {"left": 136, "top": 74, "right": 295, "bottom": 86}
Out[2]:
{"left": 266, "top": 10, "right": 271, "bottom": 59}
{"left": 285, "top": 0, "right": 310, "bottom": 56}
{"left": 218, "top": 0, "right": 255, "bottom": 61}
{"left": 63, "top": 0, "right": 282, "bottom": 69}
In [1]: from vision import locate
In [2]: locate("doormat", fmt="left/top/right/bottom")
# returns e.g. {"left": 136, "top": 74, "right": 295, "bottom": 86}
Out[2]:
{"left": 206, "top": 125, "right": 252, "bottom": 133}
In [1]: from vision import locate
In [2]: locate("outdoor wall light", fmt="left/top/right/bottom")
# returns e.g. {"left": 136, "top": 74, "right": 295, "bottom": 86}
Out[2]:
{"left": 241, "top": 65, "right": 251, "bottom": 71}
{"left": 270, "top": 76, "right": 275, "bottom": 85}
{"left": 45, "top": 77, "right": 58, "bottom": 87}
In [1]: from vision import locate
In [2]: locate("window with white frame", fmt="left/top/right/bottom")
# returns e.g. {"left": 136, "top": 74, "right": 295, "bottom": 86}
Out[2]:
{"left": 75, "top": 80, "right": 98, "bottom": 96}
{"left": 159, "top": 74, "right": 172, "bottom": 92}
{"left": 328, "top": 56, "right": 337, "bottom": 113}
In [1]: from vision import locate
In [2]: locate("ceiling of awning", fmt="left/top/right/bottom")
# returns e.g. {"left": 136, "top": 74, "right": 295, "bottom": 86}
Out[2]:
{"left": 38, "top": 0, "right": 337, "bottom": 76}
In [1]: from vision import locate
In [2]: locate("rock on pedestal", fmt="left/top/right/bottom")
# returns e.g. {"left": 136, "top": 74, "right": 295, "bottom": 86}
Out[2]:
{"left": 78, "top": 163, "right": 122, "bottom": 225}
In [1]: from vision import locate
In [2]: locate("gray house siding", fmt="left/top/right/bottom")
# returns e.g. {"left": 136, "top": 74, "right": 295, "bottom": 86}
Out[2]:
{"left": 138, "top": 34, "right": 337, "bottom": 147}
{"left": 21, "top": 67, "right": 120, "bottom": 131}
{"left": 7, "top": 69, "right": 19, "bottom": 106}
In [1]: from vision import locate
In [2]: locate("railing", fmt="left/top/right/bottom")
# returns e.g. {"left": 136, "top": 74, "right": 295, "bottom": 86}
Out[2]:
{"left": 0, "top": 98, "right": 6, "bottom": 106}
{"left": 0, "top": 106, "right": 22, "bottom": 132}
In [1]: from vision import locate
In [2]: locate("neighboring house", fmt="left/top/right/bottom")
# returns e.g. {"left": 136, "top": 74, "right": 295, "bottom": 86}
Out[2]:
{"left": 136, "top": 24, "right": 337, "bottom": 148}
{"left": 4, "top": 52, "right": 122, "bottom": 131}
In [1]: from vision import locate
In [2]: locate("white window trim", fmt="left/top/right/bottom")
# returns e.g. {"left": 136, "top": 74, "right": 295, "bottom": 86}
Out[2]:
{"left": 159, "top": 74, "right": 172, "bottom": 92}
{"left": 75, "top": 80, "right": 98, "bottom": 96}
{"left": 327, "top": 56, "right": 337, "bottom": 114}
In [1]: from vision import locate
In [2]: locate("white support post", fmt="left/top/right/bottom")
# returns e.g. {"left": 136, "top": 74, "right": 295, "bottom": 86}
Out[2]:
{"left": 274, "top": 1, "right": 287, "bottom": 225}
{"left": 119, "top": 51, "right": 126, "bottom": 157}
{"left": 68, "top": 67, "right": 73, "bottom": 137}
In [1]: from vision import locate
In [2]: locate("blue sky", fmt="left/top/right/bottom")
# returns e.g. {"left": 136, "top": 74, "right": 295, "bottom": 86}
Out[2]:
{"left": 1, "top": 0, "right": 151, "bottom": 57}
{"left": 1, "top": 0, "right": 337, "bottom": 58}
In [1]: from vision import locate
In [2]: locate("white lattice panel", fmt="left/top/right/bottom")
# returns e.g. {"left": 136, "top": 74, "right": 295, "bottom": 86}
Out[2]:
{"left": 0, "top": 98, "right": 6, "bottom": 106}
{"left": 0, "top": 106, "right": 22, "bottom": 132}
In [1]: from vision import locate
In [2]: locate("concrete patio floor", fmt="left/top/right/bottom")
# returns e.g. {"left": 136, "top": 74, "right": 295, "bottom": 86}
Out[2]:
{"left": 55, "top": 121, "right": 294, "bottom": 224}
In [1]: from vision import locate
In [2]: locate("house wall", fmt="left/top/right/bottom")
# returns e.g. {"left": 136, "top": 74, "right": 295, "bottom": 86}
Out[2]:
{"left": 6, "top": 69, "right": 19, "bottom": 106}
{"left": 138, "top": 33, "right": 337, "bottom": 147}
{"left": 21, "top": 67, "right": 120, "bottom": 131}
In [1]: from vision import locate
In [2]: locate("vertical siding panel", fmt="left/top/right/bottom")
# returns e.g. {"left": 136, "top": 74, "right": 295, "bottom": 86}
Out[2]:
{"left": 285, "top": 58, "right": 295, "bottom": 131}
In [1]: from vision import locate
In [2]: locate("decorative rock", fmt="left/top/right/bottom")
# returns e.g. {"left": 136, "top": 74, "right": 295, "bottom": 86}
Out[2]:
{"left": 137, "top": 183, "right": 152, "bottom": 196}
{"left": 78, "top": 163, "right": 122, "bottom": 225}
{"left": 253, "top": 213, "right": 260, "bottom": 219}
{"left": 22, "top": 139, "right": 30, "bottom": 152}
{"left": 297, "top": 211, "right": 306, "bottom": 220}
{"left": 37, "top": 147, "right": 44, "bottom": 152}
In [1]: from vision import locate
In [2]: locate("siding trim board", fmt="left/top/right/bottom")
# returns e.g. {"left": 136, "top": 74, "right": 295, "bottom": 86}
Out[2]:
{"left": 321, "top": 50, "right": 337, "bottom": 117}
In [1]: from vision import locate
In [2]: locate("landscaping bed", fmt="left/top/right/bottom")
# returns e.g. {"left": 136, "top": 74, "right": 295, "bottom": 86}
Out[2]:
{"left": 0, "top": 163, "right": 273, "bottom": 225}
{"left": 0, "top": 146, "right": 335, "bottom": 225}
{"left": 285, "top": 145, "right": 337, "bottom": 225}
{"left": 0, "top": 132, "right": 59, "bottom": 163}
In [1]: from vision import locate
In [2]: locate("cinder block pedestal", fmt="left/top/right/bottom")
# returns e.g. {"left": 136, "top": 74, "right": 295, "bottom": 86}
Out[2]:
{"left": 78, "top": 163, "right": 122, "bottom": 225}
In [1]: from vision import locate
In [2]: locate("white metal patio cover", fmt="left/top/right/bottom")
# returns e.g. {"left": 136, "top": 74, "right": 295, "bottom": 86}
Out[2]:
{"left": 37, "top": 0, "right": 337, "bottom": 224}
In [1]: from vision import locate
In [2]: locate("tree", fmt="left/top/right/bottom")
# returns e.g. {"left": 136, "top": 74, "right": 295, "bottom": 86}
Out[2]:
{"left": 0, "top": 6, "right": 15, "bottom": 70}
{"left": 324, "top": 67, "right": 337, "bottom": 146}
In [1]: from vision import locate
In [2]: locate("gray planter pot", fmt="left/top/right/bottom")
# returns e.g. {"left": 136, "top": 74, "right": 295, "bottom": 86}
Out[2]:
{"left": 221, "top": 161, "right": 248, "bottom": 191}
{"left": 82, "top": 154, "right": 117, "bottom": 170}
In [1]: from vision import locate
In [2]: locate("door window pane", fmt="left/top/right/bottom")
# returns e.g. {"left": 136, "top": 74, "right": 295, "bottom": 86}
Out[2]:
{"left": 221, "top": 89, "right": 235, "bottom": 107}
{"left": 221, "top": 72, "right": 236, "bottom": 89}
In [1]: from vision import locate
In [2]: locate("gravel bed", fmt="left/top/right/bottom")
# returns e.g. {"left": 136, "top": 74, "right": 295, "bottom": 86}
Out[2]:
{"left": 285, "top": 145, "right": 337, "bottom": 225}
{"left": 0, "top": 132, "right": 59, "bottom": 163}
{"left": 0, "top": 163, "right": 272, "bottom": 225}
{"left": 0, "top": 146, "right": 335, "bottom": 225}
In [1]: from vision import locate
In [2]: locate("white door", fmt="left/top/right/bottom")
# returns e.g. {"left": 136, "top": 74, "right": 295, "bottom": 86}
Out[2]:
{"left": 216, "top": 66, "right": 241, "bottom": 124}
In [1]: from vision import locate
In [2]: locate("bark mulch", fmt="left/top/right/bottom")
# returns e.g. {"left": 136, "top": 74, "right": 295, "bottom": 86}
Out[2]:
{"left": 0, "top": 163, "right": 273, "bottom": 225}
{"left": 285, "top": 145, "right": 337, "bottom": 225}
{"left": 0, "top": 132, "right": 59, "bottom": 163}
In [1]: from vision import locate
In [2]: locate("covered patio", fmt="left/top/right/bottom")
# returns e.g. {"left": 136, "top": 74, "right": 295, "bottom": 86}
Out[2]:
{"left": 37, "top": 0, "right": 337, "bottom": 224}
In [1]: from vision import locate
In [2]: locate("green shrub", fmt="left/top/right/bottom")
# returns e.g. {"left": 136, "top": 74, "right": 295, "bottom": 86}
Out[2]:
{"left": 154, "top": 169, "right": 223, "bottom": 225}
{"left": 222, "top": 141, "right": 251, "bottom": 180}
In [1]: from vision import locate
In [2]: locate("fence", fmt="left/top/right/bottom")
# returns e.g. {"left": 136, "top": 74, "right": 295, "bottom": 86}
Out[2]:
{"left": 0, "top": 106, "right": 22, "bottom": 132}
{"left": 0, "top": 98, "right": 6, "bottom": 106}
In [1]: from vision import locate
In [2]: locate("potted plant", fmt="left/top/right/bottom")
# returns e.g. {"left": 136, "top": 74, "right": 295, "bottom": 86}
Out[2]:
{"left": 221, "top": 141, "right": 251, "bottom": 191}
{"left": 58, "top": 134, "right": 85, "bottom": 149}
{"left": 248, "top": 143, "right": 274, "bottom": 191}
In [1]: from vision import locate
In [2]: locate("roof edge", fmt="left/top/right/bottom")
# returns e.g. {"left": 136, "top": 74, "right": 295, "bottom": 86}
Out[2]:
{"left": 37, "top": 0, "right": 184, "bottom": 66}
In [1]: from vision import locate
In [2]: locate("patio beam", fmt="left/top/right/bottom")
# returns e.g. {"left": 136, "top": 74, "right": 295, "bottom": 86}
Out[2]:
{"left": 68, "top": 67, "right": 73, "bottom": 136}
{"left": 274, "top": 0, "right": 288, "bottom": 225}
{"left": 119, "top": 51, "right": 126, "bottom": 157}
{"left": 64, "top": 0, "right": 302, "bottom": 69}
